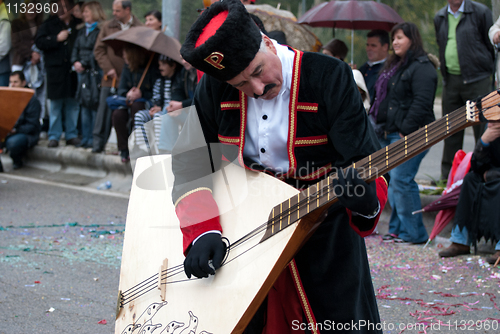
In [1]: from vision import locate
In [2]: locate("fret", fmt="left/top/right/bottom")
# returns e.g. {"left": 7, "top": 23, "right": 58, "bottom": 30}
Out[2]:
{"left": 425, "top": 125, "right": 428, "bottom": 144}
{"left": 295, "top": 194, "right": 300, "bottom": 221}
{"left": 316, "top": 185, "right": 319, "bottom": 208}
{"left": 404, "top": 136, "right": 407, "bottom": 156}
{"left": 287, "top": 198, "right": 291, "bottom": 226}
{"left": 446, "top": 114, "right": 449, "bottom": 133}
{"left": 271, "top": 207, "right": 275, "bottom": 234}
{"left": 279, "top": 202, "right": 283, "bottom": 231}
{"left": 385, "top": 146, "right": 388, "bottom": 167}
{"left": 369, "top": 155, "right": 372, "bottom": 178}
{"left": 327, "top": 182, "right": 330, "bottom": 202}
{"left": 307, "top": 187, "right": 310, "bottom": 213}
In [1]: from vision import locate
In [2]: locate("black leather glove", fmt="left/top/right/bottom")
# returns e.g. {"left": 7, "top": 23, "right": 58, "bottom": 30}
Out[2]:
{"left": 331, "top": 167, "right": 378, "bottom": 217}
{"left": 184, "top": 233, "right": 226, "bottom": 279}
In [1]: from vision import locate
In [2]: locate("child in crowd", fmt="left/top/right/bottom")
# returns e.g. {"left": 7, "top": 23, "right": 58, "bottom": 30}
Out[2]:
{"left": 132, "top": 55, "right": 183, "bottom": 155}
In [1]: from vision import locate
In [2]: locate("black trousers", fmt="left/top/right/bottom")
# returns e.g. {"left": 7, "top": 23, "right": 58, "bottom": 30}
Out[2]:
{"left": 92, "top": 86, "right": 113, "bottom": 152}
{"left": 441, "top": 74, "right": 489, "bottom": 180}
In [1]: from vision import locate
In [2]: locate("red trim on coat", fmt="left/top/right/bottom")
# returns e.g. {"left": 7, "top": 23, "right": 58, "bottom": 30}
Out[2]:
{"left": 218, "top": 134, "right": 240, "bottom": 145}
{"left": 238, "top": 91, "right": 247, "bottom": 168}
{"left": 346, "top": 176, "right": 388, "bottom": 237}
{"left": 220, "top": 101, "right": 241, "bottom": 111}
{"left": 285, "top": 49, "right": 302, "bottom": 179}
{"left": 175, "top": 190, "right": 222, "bottom": 255}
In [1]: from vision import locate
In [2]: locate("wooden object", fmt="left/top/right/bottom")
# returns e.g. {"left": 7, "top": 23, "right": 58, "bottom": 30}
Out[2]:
{"left": 0, "top": 87, "right": 34, "bottom": 141}
{"left": 115, "top": 91, "right": 500, "bottom": 333}
{"left": 158, "top": 258, "right": 168, "bottom": 301}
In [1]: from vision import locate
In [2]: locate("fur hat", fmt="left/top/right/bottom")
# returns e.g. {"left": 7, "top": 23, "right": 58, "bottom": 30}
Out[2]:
{"left": 180, "top": 0, "right": 262, "bottom": 82}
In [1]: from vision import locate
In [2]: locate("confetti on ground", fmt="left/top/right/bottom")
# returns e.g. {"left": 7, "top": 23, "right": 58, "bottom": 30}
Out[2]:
{"left": 366, "top": 235, "right": 500, "bottom": 333}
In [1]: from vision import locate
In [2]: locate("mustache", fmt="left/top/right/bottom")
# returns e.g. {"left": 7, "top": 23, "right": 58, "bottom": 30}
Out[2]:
{"left": 254, "top": 84, "right": 277, "bottom": 99}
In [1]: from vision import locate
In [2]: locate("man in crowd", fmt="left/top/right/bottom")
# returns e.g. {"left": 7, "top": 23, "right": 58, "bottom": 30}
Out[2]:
{"left": 358, "top": 29, "right": 389, "bottom": 103}
{"left": 35, "top": 0, "right": 81, "bottom": 148}
{"left": 3, "top": 71, "right": 41, "bottom": 169}
{"left": 172, "top": 0, "right": 388, "bottom": 332}
{"left": 434, "top": 0, "right": 494, "bottom": 181}
{"left": 92, "top": 0, "right": 142, "bottom": 153}
{"left": 0, "top": 0, "right": 11, "bottom": 86}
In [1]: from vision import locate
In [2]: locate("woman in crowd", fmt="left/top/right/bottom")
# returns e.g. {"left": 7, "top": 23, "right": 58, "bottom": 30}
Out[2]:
{"left": 71, "top": 1, "right": 106, "bottom": 148}
{"left": 113, "top": 44, "right": 158, "bottom": 162}
{"left": 369, "top": 22, "right": 438, "bottom": 244}
{"left": 144, "top": 10, "right": 162, "bottom": 31}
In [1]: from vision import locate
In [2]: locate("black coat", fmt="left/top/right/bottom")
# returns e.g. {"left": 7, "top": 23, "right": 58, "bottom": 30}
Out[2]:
{"left": 456, "top": 137, "right": 500, "bottom": 243}
{"left": 35, "top": 15, "right": 82, "bottom": 99}
{"left": 10, "top": 96, "right": 41, "bottom": 148}
{"left": 434, "top": 0, "right": 494, "bottom": 84}
{"left": 117, "top": 61, "right": 161, "bottom": 102}
{"left": 375, "top": 54, "right": 437, "bottom": 136}
{"left": 70, "top": 25, "right": 100, "bottom": 70}
{"left": 168, "top": 67, "right": 197, "bottom": 109}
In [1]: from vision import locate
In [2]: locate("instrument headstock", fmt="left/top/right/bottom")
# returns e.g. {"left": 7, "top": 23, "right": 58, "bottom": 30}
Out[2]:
{"left": 467, "top": 90, "right": 500, "bottom": 123}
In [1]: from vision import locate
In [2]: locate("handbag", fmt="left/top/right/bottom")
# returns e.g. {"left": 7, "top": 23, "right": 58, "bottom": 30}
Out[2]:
{"left": 76, "top": 56, "right": 101, "bottom": 110}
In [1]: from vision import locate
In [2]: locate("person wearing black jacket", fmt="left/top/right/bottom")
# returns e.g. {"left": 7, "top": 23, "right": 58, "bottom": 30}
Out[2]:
{"left": 112, "top": 45, "right": 159, "bottom": 162}
{"left": 369, "top": 22, "right": 438, "bottom": 245}
{"left": 4, "top": 71, "right": 41, "bottom": 169}
{"left": 71, "top": 1, "right": 106, "bottom": 148}
{"left": 434, "top": 0, "right": 494, "bottom": 181}
{"left": 35, "top": 0, "right": 82, "bottom": 148}
{"left": 131, "top": 55, "right": 185, "bottom": 157}
{"left": 439, "top": 122, "right": 500, "bottom": 263}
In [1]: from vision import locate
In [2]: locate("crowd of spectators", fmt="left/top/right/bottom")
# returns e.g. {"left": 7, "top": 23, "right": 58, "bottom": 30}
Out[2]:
{"left": 1, "top": 0, "right": 196, "bottom": 164}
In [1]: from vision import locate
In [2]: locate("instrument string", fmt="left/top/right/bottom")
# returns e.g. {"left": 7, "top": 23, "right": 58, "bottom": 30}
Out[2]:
{"left": 121, "top": 184, "right": 332, "bottom": 305}
{"left": 120, "top": 98, "right": 498, "bottom": 306}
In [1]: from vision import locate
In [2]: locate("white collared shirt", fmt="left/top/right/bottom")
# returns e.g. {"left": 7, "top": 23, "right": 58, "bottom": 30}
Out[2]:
{"left": 366, "top": 58, "right": 386, "bottom": 67}
{"left": 119, "top": 16, "right": 134, "bottom": 30}
{"left": 243, "top": 40, "right": 294, "bottom": 174}
{"left": 448, "top": 1, "right": 465, "bottom": 19}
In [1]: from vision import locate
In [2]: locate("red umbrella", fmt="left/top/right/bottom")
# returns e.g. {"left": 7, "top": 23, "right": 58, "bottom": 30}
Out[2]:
{"left": 413, "top": 182, "right": 462, "bottom": 215}
{"left": 421, "top": 151, "right": 473, "bottom": 247}
{"left": 298, "top": 0, "right": 404, "bottom": 63}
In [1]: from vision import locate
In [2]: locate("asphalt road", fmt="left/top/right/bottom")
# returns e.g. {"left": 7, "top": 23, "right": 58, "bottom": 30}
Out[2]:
{"left": 0, "top": 174, "right": 128, "bottom": 334}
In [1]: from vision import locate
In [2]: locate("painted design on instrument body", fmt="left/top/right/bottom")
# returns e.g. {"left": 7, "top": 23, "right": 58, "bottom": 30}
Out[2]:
{"left": 119, "top": 304, "right": 210, "bottom": 334}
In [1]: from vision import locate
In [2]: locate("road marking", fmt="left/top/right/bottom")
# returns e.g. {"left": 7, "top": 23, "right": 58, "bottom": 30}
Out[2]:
{"left": 0, "top": 173, "right": 130, "bottom": 199}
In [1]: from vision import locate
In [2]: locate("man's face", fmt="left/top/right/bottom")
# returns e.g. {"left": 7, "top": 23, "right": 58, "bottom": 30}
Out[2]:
{"left": 447, "top": 0, "right": 463, "bottom": 8}
{"left": 366, "top": 36, "right": 388, "bottom": 63}
{"left": 226, "top": 36, "right": 283, "bottom": 100}
{"left": 9, "top": 75, "right": 26, "bottom": 88}
{"left": 113, "top": 1, "right": 130, "bottom": 23}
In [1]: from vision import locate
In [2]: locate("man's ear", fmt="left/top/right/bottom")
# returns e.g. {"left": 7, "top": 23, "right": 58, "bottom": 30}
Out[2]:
{"left": 263, "top": 35, "right": 277, "bottom": 55}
